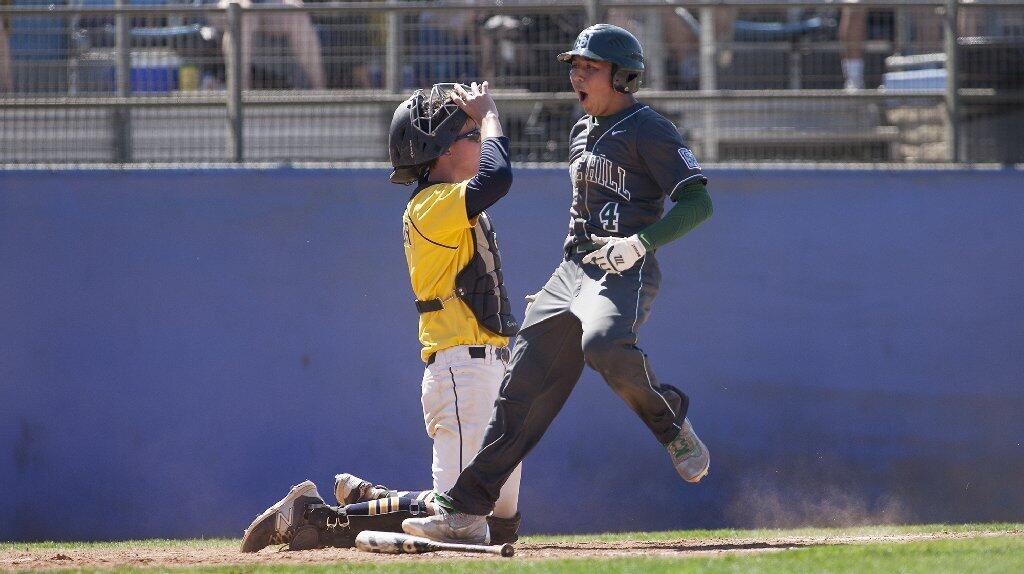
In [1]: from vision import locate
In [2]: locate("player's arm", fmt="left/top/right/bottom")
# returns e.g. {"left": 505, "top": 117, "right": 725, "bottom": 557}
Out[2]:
{"left": 636, "top": 181, "right": 713, "bottom": 250}
{"left": 635, "top": 115, "right": 712, "bottom": 250}
{"left": 452, "top": 82, "right": 513, "bottom": 219}
{"left": 464, "top": 137, "right": 512, "bottom": 219}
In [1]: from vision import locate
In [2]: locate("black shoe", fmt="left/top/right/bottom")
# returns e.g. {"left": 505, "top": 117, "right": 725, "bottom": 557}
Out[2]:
{"left": 487, "top": 512, "right": 522, "bottom": 544}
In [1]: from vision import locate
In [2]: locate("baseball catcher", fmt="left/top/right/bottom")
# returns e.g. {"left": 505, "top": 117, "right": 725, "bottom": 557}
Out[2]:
{"left": 240, "top": 82, "right": 522, "bottom": 551}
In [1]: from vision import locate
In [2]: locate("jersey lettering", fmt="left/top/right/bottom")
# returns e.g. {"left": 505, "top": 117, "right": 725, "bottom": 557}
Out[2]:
{"left": 566, "top": 105, "right": 704, "bottom": 249}
{"left": 582, "top": 154, "right": 630, "bottom": 201}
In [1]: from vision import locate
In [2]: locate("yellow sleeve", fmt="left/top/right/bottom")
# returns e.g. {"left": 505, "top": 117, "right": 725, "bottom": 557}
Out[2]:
{"left": 407, "top": 181, "right": 472, "bottom": 239}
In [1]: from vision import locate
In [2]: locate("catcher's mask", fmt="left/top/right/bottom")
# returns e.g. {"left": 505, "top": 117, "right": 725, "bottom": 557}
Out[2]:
{"left": 558, "top": 24, "right": 645, "bottom": 94}
{"left": 389, "top": 83, "right": 471, "bottom": 185}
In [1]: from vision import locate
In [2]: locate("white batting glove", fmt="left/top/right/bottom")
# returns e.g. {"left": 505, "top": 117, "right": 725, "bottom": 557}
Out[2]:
{"left": 582, "top": 235, "right": 647, "bottom": 274}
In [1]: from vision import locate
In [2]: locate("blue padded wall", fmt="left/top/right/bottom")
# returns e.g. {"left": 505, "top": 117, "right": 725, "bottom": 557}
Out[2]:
{"left": 1, "top": 168, "right": 1022, "bottom": 540}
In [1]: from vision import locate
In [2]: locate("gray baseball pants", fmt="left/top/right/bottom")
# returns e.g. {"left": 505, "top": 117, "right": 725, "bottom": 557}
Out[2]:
{"left": 447, "top": 251, "right": 687, "bottom": 516}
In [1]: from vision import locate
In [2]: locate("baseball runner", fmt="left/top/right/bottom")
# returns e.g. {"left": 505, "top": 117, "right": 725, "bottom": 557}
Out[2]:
{"left": 403, "top": 24, "right": 714, "bottom": 544}
{"left": 239, "top": 82, "right": 523, "bottom": 551}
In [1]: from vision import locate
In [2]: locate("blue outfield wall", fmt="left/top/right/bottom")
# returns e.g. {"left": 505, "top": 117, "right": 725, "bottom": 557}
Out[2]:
{"left": 1, "top": 168, "right": 1022, "bottom": 541}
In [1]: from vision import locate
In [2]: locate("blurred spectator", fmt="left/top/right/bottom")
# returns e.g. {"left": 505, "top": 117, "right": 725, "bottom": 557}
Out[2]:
{"left": 413, "top": 9, "right": 478, "bottom": 87}
{"left": 478, "top": 15, "right": 520, "bottom": 85}
{"left": 839, "top": 6, "right": 867, "bottom": 90}
{"left": 310, "top": 0, "right": 384, "bottom": 89}
{"left": 0, "top": 0, "right": 11, "bottom": 92}
{"left": 607, "top": 7, "right": 735, "bottom": 90}
{"left": 840, "top": 6, "right": 999, "bottom": 90}
{"left": 216, "top": 0, "right": 325, "bottom": 89}
{"left": 478, "top": 13, "right": 582, "bottom": 92}
{"left": 905, "top": 6, "right": 943, "bottom": 52}
{"left": 659, "top": 9, "right": 700, "bottom": 89}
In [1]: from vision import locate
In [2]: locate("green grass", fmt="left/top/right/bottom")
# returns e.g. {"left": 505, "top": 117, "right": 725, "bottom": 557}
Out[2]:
{"left": 3, "top": 523, "right": 1022, "bottom": 574}
{"left": 518, "top": 521, "right": 1023, "bottom": 543}
{"left": 4, "top": 522, "right": 1018, "bottom": 552}
{"left": 0, "top": 538, "right": 237, "bottom": 552}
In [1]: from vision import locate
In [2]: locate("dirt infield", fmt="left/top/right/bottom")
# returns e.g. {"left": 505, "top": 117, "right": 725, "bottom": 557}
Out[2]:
{"left": 3, "top": 529, "right": 1020, "bottom": 571}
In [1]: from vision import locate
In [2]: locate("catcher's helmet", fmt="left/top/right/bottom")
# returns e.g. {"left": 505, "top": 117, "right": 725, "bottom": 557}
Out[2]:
{"left": 389, "top": 83, "right": 471, "bottom": 185}
{"left": 557, "top": 24, "right": 645, "bottom": 94}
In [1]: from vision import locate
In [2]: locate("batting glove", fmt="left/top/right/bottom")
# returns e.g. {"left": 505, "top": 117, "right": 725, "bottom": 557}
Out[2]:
{"left": 582, "top": 235, "right": 647, "bottom": 274}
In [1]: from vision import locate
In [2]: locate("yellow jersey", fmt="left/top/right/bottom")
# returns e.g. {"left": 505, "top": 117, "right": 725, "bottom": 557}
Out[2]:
{"left": 403, "top": 181, "right": 510, "bottom": 362}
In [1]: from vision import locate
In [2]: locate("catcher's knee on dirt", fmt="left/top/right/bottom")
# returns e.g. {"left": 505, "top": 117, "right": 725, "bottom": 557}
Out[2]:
{"left": 487, "top": 512, "right": 522, "bottom": 544}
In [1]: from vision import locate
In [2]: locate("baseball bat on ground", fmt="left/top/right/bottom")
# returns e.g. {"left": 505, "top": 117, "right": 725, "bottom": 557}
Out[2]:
{"left": 355, "top": 530, "right": 514, "bottom": 557}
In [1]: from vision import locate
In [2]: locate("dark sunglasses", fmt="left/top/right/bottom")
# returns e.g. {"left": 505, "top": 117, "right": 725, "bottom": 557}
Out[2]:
{"left": 453, "top": 128, "right": 481, "bottom": 143}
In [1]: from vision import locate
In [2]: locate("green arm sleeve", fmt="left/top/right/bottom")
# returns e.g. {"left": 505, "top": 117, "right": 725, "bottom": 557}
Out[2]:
{"left": 636, "top": 182, "right": 713, "bottom": 250}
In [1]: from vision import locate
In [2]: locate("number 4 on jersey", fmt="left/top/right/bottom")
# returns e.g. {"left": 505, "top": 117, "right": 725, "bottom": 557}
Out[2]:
{"left": 599, "top": 202, "right": 620, "bottom": 233}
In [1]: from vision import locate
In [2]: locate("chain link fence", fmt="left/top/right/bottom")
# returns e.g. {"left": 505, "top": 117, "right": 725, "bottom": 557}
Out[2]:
{"left": 1, "top": 0, "right": 1022, "bottom": 165}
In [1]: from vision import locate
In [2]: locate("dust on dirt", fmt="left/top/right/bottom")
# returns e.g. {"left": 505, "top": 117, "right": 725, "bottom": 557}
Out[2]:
{"left": 3, "top": 529, "right": 1020, "bottom": 571}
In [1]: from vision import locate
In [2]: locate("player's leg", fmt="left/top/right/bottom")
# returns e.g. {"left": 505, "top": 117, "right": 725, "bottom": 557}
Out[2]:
{"left": 422, "top": 347, "right": 524, "bottom": 542}
{"left": 574, "top": 255, "right": 681, "bottom": 441}
{"left": 574, "top": 255, "right": 709, "bottom": 483}
{"left": 403, "top": 261, "right": 586, "bottom": 540}
{"left": 446, "top": 352, "right": 523, "bottom": 523}
{"left": 405, "top": 311, "right": 586, "bottom": 542}
{"left": 451, "top": 351, "right": 524, "bottom": 542}
{"left": 442, "top": 256, "right": 586, "bottom": 517}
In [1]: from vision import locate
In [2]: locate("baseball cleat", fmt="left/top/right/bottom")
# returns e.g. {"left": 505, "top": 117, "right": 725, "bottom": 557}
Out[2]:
{"left": 402, "top": 509, "right": 490, "bottom": 545}
{"left": 333, "top": 473, "right": 390, "bottom": 505}
{"left": 667, "top": 418, "right": 710, "bottom": 483}
{"left": 487, "top": 512, "right": 522, "bottom": 544}
{"left": 240, "top": 480, "right": 324, "bottom": 552}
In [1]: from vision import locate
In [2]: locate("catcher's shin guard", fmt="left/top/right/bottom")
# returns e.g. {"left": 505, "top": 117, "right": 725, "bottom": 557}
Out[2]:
{"left": 301, "top": 496, "right": 433, "bottom": 549}
{"left": 487, "top": 512, "right": 522, "bottom": 544}
{"left": 298, "top": 504, "right": 356, "bottom": 549}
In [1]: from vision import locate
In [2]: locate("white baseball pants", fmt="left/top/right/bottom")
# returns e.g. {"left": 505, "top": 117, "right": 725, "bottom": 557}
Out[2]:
{"left": 421, "top": 344, "right": 522, "bottom": 519}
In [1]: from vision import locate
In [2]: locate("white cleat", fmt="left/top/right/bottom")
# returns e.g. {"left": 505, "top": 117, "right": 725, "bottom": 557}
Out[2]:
{"left": 240, "top": 480, "right": 323, "bottom": 552}
{"left": 667, "top": 418, "right": 710, "bottom": 483}
{"left": 402, "top": 510, "right": 490, "bottom": 545}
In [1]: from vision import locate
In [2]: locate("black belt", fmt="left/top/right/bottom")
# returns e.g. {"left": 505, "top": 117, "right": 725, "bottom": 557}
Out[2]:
{"left": 427, "top": 346, "right": 510, "bottom": 366}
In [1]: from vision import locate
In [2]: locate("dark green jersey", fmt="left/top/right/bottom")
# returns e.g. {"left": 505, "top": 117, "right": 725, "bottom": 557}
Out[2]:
{"left": 566, "top": 103, "right": 707, "bottom": 248}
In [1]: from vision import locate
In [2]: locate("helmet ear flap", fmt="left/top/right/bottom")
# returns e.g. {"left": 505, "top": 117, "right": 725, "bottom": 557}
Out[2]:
{"left": 611, "top": 64, "right": 643, "bottom": 94}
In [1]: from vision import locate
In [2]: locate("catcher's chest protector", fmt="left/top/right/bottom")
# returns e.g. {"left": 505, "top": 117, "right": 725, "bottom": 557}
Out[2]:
{"left": 456, "top": 212, "right": 519, "bottom": 337}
